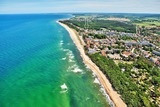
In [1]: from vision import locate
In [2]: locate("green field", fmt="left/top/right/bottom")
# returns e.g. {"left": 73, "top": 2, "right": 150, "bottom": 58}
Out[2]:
{"left": 134, "top": 21, "right": 160, "bottom": 27}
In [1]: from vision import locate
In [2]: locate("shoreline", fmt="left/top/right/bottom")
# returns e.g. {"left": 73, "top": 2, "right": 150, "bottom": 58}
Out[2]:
{"left": 57, "top": 21, "right": 127, "bottom": 107}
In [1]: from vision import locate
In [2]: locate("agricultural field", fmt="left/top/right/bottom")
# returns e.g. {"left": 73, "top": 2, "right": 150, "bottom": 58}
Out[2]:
{"left": 133, "top": 21, "right": 160, "bottom": 27}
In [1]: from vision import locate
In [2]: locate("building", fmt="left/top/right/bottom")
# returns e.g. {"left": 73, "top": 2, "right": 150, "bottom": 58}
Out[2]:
{"left": 153, "top": 50, "right": 160, "bottom": 56}
{"left": 121, "top": 51, "right": 132, "bottom": 58}
{"left": 150, "top": 57, "right": 158, "bottom": 63}
{"left": 107, "top": 54, "right": 122, "bottom": 60}
{"left": 88, "top": 48, "right": 96, "bottom": 54}
{"left": 101, "top": 50, "right": 107, "bottom": 56}
{"left": 155, "top": 60, "right": 160, "bottom": 66}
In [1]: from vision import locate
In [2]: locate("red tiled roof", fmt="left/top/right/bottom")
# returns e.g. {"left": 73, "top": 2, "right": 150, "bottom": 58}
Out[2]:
{"left": 101, "top": 50, "right": 106, "bottom": 56}
{"left": 122, "top": 51, "right": 132, "bottom": 57}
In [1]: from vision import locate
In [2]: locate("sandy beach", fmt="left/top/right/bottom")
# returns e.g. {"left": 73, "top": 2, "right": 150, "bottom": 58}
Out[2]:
{"left": 58, "top": 21, "right": 127, "bottom": 107}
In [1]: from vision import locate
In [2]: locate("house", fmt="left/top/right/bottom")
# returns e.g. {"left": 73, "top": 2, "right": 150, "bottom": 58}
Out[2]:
{"left": 140, "top": 41, "right": 154, "bottom": 47}
{"left": 94, "top": 45, "right": 99, "bottom": 51}
{"left": 131, "top": 53, "right": 139, "bottom": 58}
{"left": 155, "top": 60, "right": 160, "bottom": 66}
{"left": 113, "top": 49, "right": 121, "bottom": 53}
{"left": 85, "top": 38, "right": 92, "bottom": 44}
{"left": 107, "top": 54, "right": 122, "bottom": 60}
{"left": 101, "top": 50, "right": 106, "bottom": 56}
{"left": 142, "top": 51, "right": 151, "bottom": 58}
{"left": 125, "top": 40, "right": 137, "bottom": 46}
{"left": 153, "top": 50, "right": 160, "bottom": 56}
{"left": 150, "top": 57, "right": 160, "bottom": 66}
{"left": 86, "top": 44, "right": 90, "bottom": 49}
{"left": 121, "top": 51, "right": 132, "bottom": 58}
{"left": 88, "top": 48, "right": 96, "bottom": 54}
{"left": 150, "top": 57, "right": 158, "bottom": 63}
{"left": 111, "top": 44, "right": 118, "bottom": 47}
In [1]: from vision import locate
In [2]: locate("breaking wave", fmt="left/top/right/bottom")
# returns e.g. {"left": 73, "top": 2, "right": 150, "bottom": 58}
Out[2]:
{"left": 59, "top": 40, "right": 63, "bottom": 46}
{"left": 61, "top": 57, "right": 66, "bottom": 60}
{"left": 93, "top": 78, "right": 100, "bottom": 84}
{"left": 67, "top": 64, "right": 83, "bottom": 73}
{"left": 66, "top": 49, "right": 75, "bottom": 62}
{"left": 92, "top": 74, "right": 115, "bottom": 107}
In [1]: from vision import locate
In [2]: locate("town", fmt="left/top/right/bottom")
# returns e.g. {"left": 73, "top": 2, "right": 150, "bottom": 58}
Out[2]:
{"left": 60, "top": 13, "right": 160, "bottom": 107}
{"left": 83, "top": 28, "right": 160, "bottom": 66}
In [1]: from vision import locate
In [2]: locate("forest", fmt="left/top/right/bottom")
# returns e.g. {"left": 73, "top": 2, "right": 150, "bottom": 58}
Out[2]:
{"left": 89, "top": 53, "right": 159, "bottom": 107}
{"left": 62, "top": 19, "right": 136, "bottom": 33}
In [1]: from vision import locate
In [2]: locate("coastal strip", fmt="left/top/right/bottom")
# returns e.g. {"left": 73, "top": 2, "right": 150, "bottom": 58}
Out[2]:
{"left": 57, "top": 21, "right": 127, "bottom": 107}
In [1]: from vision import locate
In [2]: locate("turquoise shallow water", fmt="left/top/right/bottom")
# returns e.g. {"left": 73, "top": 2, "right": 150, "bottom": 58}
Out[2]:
{"left": 0, "top": 14, "right": 111, "bottom": 107}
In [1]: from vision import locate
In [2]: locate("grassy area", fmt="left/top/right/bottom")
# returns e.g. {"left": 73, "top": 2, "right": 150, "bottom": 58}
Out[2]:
{"left": 134, "top": 21, "right": 160, "bottom": 27}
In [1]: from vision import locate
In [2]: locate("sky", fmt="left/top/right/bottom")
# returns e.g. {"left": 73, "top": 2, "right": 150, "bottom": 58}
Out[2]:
{"left": 0, "top": 0, "right": 160, "bottom": 14}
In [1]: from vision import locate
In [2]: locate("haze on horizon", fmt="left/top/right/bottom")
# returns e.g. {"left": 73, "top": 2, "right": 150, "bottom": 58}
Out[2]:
{"left": 0, "top": 0, "right": 160, "bottom": 14}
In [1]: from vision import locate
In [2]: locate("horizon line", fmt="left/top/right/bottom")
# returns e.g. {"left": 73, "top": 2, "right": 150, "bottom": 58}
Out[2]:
{"left": 0, "top": 12, "right": 160, "bottom": 15}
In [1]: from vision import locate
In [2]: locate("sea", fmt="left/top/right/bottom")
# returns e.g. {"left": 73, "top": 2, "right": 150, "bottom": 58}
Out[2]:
{"left": 0, "top": 14, "right": 112, "bottom": 107}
